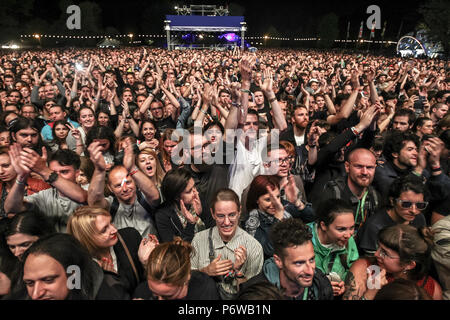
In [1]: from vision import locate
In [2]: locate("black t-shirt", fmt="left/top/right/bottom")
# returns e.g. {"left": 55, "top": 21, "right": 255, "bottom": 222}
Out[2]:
{"left": 311, "top": 110, "right": 328, "bottom": 121}
{"left": 185, "top": 163, "right": 229, "bottom": 226}
{"left": 356, "top": 209, "right": 426, "bottom": 254}
{"left": 132, "top": 270, "right": 220, "bottom": 300}
{"left": 257, "top": 103, "right": 273, "bottom": 128}
{"left": 153, "top": 116, "right": 176, "bottom": 133}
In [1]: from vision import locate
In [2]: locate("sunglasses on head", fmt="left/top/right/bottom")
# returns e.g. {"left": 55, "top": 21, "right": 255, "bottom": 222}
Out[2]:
{"left": 396, "top": 199, "right": 428, "bottom": 210}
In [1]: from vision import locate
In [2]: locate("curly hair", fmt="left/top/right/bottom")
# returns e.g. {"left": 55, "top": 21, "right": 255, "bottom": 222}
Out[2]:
{"left": 387, "top": 174, "right": 427, "bottom": 208}
{"left": 270, "top": 218, "right": 312, "bottom": 258}
{"left": 383, "top": 131, "right": 420, "bottom": 162}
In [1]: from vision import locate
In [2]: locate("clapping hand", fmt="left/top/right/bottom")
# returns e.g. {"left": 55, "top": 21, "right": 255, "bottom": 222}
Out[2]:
{"left": 233, "top": 246, "right": 247, "bottom": 272}
{"left": 8, "top": 143, "right": 31, "bottom": 178}
{"left": 138, "top": 234, "right": 159, "bottom": 266}
{"left": 204, "top": 254, "right": 233, "bottom": 277}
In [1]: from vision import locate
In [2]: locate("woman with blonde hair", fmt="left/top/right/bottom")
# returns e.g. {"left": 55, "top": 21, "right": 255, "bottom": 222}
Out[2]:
{"left": 132, "top": 237, "right": 219, "bottom": 300}
{"left": 136, "top": 148, "right": 165, "bottom": 190}
{"left": 67, "top": 206, "right": 158, "bottom": 296}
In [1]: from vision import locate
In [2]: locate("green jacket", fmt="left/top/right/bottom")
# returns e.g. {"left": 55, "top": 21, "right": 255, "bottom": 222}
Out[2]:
{"left": 307, "top": 222, "right": 359, "bottom": 281}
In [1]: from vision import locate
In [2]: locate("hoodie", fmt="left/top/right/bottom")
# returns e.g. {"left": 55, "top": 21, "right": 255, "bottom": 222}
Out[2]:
{"left": 242, "top": 257, "right": 333, "bottom": 300}
{"left": 308, "top": 222, "right": 359, "bottom": 282}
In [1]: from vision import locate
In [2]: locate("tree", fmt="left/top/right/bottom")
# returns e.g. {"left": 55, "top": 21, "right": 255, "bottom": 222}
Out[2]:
{"left": 317, "top": 13, "right": 339, "bottom": 49}
{"left": 419, "top": 0, "right": 450, "bottom": 56}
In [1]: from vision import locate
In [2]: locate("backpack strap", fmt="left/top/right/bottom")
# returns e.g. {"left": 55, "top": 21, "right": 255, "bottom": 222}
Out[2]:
{"left": 136, "top": 190, "right": 155, "bottom": 220}
{"left": 208, "top": 227, "right": 215, "bottom": 263}
{"left": 117, "top": 233, "right": 140, "bottom": 284}
{"left": 325, "top": 180, "right": 341, "bottom": 199}
{"left": 110, "top": 196, "right": 119, "bottom": 220}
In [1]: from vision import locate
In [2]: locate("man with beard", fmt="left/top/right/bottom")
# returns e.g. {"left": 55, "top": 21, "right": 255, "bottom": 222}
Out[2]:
{"left": 430, "top": 103, "right": 449, "bottom": 127}
{"left": 9, "top": 117, "right": 48, "bottom": 155}
{"left": 320, "top": 148, "right": 381, "bottom": 236}
{"left": 87, "top": 137, "right": 160, "bottom": 238}
{"left": 309, "top": 105, "right": 379, "bottom": 207}
{"left": 373, "top": 131, "right": 449, "bottom": 204}
{"left": 241, "top": 218, "right": 333, "bottom": 300}
{"left": 280, "top": 105, "right": 309, "bottom": 147}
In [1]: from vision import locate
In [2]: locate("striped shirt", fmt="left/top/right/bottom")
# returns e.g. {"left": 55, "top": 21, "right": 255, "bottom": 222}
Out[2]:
{"left": 191, "top": 226, "right": 264, "bottom": 295}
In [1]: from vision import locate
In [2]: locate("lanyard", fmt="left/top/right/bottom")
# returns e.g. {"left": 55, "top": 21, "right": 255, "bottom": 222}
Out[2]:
{"left": 355, "top": 190, "right": 368, "bottom": 225}
{"left": 302, "top": 287, "right": 309, "bottom": 300}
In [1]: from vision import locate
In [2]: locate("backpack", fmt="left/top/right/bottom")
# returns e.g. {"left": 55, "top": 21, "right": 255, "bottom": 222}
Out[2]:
{"left": 324, "top": 177, "right": 379, "bottom": 228}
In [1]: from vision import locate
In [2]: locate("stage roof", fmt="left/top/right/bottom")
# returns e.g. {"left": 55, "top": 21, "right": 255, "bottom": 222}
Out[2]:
{"left": 165, "top": 15, "right": 245, "bottom": 32}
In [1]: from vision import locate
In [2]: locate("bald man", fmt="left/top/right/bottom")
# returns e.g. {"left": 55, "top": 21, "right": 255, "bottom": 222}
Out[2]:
{"left": 317, "top": 148, "right": 381, "bottom": 236}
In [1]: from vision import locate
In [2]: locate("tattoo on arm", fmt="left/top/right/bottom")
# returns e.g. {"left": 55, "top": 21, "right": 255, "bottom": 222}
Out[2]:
{"left": 343, "top": 271, "right": 363, "bottom": 300}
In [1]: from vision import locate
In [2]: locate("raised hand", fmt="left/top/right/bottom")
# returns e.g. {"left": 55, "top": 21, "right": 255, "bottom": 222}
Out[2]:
{"left": 266, "top": 185, "right": 284, "bottom": 219}
{"left": 260, "top": 68, "right": 274, "bottom": 94}
{"left": 88, "top": 141, "right": 107, "bottom": 171}
{"left": 230, "top": 82, "right": 241, "bottom": 102}
{"left": 138, "top": 234, "right": 159, "bottom": 266}
{"left": 350, "top": 70, "right": 361, "bottom": 91}
{"left": 239, "top": 55, "right": 257, "bottom": 82}
{"left": 8, "top": 143, "right": 31, "bottom": 178}
{"left": 122, "top": 137, "right": 136, "bottom": 172}
{"left": 357, "top": 105, "right": 379, "bottom": 130}
{"left": 366, "top": 67, "right": 376, "bottom": 83}
{"left": 233, "top": 246, "right": 247, "bottom": 271}
{"left": 202, "top": 82, "right": 213, "bottom": 104}
{"left": 19, "top": 147, "right": 48, "bottom": 176}
{"left": 283, "top": 174, "right": 300, "bottom": 204}
{"left": 192, "top": 188, "right": 202, "bottom": 216}
{"left": 67, "top": 123, "right": 82, "bottom": 142}
{"left": 179, "top": 199, "right": 199, "bottom": 224}
{"left": 424, "top": 137, "right": 444, "bottom": 168}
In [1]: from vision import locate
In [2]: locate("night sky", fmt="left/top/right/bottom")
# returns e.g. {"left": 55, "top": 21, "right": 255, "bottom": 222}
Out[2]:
{"left": 34, "top": 0, "right": 422, "bottom": 39}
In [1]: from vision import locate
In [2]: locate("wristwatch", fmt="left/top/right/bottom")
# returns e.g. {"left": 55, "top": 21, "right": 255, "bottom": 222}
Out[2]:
{"left": 45, "top": 171, "right": 59, "bottom": 184}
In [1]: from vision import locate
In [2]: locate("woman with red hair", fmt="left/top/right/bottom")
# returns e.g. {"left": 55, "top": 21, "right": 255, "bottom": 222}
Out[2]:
{"left": 243, "top": 175, "right": 292, "bottom": 260}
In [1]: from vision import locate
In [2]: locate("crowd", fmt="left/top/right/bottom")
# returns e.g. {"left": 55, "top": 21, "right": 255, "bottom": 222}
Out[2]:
{"left": 0, "top": 46, "right": 449, "bottom": 301}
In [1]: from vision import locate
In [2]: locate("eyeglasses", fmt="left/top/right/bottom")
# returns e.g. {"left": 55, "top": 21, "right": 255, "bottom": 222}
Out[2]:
{"left": 268, "top": 157, "right": 291, "bottom": 166}
{"left": 396, "top": 199, "right": 428, "bottom": 210}
{"left": 215, "top": 212, "right": 239, "bottom": 222}
{"left": 376, "top": 243, "right": 400, "bottom": 260}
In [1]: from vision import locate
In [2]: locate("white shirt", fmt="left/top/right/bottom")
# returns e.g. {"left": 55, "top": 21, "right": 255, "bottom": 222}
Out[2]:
{"left": 228, "top": 136, "right": 268, "bottom": 200}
